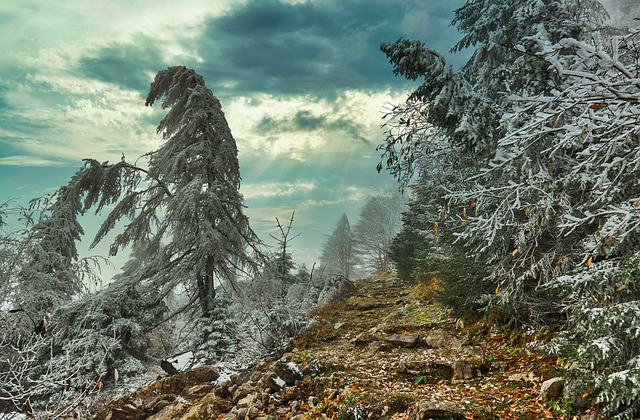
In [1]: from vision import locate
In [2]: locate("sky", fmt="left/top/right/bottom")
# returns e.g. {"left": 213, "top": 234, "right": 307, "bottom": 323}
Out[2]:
{"left": 0, "top": 0, "right": 474, "bottom": 280}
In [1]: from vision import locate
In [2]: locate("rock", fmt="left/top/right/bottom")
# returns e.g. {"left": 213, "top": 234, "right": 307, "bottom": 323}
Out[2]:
{"left": 146, "top": 402, "right": 188, "bottom": 420}
{"left": 200, "top": 392, "right": 233, "bottom": 414}
{"left": 396, "top": 360, "right": 454, "bottom": 382}
{"left": 276, "top": 407, "right": 290, "bottom": 415}
{"left": 246, "top": 406, "right": 260, "bottom": 418}
{"left": 563, "top": 378, "right": 589, "bottom": 409}
{"left": 507, "top": 372, "right": 536, "bottom": 382}
{"left": 452, "top": 359, "right": 474, "bottom": 381}
{"left": 280, "top": 386, "right": 302, "bottom": 403}
{"left": 160, "top": 359, "right": 179, "bottom": 376}
{"left": 257, "top": 371, "right": 285, "bottom": 392}
{"left": 272, "top": 361, "right": 302, "bottom": 386}
{"left": 233, "top": 383, "right": 256, "bottom": 403}
{"left": 143, "top": 394, "right": 176, "bottom": 412}
{"left": 308, "top": 396, "right": 319, "bottom": 407}
{"left": 236, "top": 407, "right": 249, "bottom": 420}
{"left": 385, "top": 333, "right": 420, "bottom": 347}
{"left": 541, "top": 377, "right": 565, "bottom": 401}
{"left": 349, "top": 332, "right": 370, "bottom": 345}
{"left": 237, "top": 392, "right": 259, "bottom": 408}
{"left": 290, "top": 400, "right": 300, "bottom": 414}
{"left": 425, "top": 330, "right": 463, "bottom": 349}
{"left": 412, "top": 401, "right": 465, "bottom": 419}
{"left": 249, "top": 371, "right": 263, "bottom": 383}
{"left": 186, "top": 384, "right": 213, "bottom": 398}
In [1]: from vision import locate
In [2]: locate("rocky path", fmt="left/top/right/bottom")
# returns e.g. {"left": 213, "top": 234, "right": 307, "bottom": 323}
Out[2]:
{"left": 98, "top": 274, "right": 595, "bottom": 419}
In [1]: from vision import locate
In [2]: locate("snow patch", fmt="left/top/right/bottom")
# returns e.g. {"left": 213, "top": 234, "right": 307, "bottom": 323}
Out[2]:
{"left": 166, "top": 351, "right": 194, "bottom": 372}
{"left": 287, "top": 362, "right": 301, "bottom": 375}
{"left": 274, "top": 376, "right": 286, "bottom": 388}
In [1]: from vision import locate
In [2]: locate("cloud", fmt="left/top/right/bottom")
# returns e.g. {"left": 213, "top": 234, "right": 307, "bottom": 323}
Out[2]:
{"left": 197, "top": 0, "right": 432, "bottom": 97}
{"left": 76, "top": 38, "right": 166, "bottom": 92}
{"left": 0, "top": 155, "right": 64, "bottom": 166}
{"left": 255, "top": 110, "right": 370, "bottom": 144}
{"left": 0, "top": 0, "right": 468, "bottom": 270}
{"left": 241, "top": 181, "right": 316, "bottom": 199}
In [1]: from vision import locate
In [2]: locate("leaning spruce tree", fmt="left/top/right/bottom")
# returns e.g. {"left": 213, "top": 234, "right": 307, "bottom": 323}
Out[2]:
{"left": 47, "top": 66, "right": 262, "bottom": 376}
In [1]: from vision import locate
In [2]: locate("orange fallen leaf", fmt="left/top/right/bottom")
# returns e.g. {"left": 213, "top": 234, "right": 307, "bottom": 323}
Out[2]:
{"left": 589, "top": 102, "right": 608, "bottom": 110}
{"left": 586, "top": 255, "right": 593, "bottom": 267}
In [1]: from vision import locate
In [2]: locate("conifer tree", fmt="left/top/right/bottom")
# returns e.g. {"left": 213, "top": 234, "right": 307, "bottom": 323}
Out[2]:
{"left": 380, "top": 0, "right": 640, "bottom": 416}
{"left": 320, "top": 214, "right": 355, "bottom": 279}
{"left": 353, "top": 192, "right": 404, "bottom": 273}
{"left": 72, "top": 66, "right": 261, "bottom": 321}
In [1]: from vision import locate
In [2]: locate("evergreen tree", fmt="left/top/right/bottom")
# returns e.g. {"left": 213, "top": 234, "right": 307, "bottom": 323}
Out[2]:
{"left": 353, "top": 192, "right": 404, "bottom": 273}
{"left": 69, "top": 66, "right": 261, "bottom": 326}
{"left": 380, "top": 0, "right": 640, "bottom": 415}
{"left": 320, "top": 214, "right": 355, "bottom": 279}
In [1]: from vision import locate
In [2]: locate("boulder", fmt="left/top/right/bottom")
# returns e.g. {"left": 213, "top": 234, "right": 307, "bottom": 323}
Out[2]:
{"left": 396, "top": 360, "right": 453, "bottom": 382}
{"left": 385, "top": 333, "right": 420, "bottom": 347}
{"left": 233, "top": 383, "right": 256, "bottom": 403}
{"left": 272, "top": 361, "right": 302, "bottom": 386}
{"left": 541, "top": 377, "right": 565, "bottom": 401}
{"left": 425, "top": 330, "right": 463, "bottom": 349}
{"left": 452, "top": 359, "right": 474, "bottom": 381}
{"left": 563, "top": 378, "right": 590, "bottom": 409}
{"left": 257, "top": 371, "right": 285, "bottom": 392}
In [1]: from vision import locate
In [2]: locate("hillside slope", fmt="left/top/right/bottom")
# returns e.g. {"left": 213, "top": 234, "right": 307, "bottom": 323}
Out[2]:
{"left": 96, "top": 274, "right": 596, "bottom": 419}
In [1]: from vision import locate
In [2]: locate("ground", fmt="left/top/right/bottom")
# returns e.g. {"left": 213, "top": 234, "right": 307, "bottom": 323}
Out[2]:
{"left": 96, "top": 273, "right": 598, "bottom": 419}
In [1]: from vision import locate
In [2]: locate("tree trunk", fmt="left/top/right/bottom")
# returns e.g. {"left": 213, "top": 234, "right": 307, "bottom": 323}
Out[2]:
{"left": 197, "top": 257, "right": 216, "bottom": 319}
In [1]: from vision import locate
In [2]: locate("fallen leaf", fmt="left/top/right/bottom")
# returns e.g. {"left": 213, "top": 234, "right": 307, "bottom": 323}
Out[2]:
{"left": 589, "top": 102, "right": 608, "bottom": 110}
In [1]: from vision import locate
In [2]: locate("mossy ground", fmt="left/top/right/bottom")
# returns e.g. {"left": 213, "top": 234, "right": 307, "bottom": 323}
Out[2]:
{"left": 98, "top": 273, "right": 596, "bottom": 419}
{"left": 290, "top": 273, "right": 595, "bottom": 419}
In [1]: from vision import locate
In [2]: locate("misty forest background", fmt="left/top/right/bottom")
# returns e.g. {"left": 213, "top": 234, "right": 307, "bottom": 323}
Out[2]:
{"left": 2, "top": 0, "right": 640, "bottom": 418}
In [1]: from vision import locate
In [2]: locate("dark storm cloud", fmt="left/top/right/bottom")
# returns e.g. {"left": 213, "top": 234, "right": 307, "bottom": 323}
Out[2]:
{"left": 256, "top": 110, "right": 370, "bottom": 143}
{"left": 76, "top": 37, "right": 166, "bottom": 92}
{"left": 198, "top": 0, "right": 448, "bottom": 97}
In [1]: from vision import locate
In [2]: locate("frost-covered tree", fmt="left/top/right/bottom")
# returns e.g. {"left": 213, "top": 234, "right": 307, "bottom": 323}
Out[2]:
{"left": 379, "top": 0, "right": 609, "bottom": 311}
{"left": 378, "top": 0, "right": 608, "bottom": 187}
{"left": 23, "top": 65, "right": 264, "bottom": 385}
{"left": 320, "top": 214, "right": 355, "bottom": 279}
{"left": 482, "top": 28, "right": 640, "bottom": 418}
{"left": 445, "top": 25, "right": 639, "bottom": 316}
{"left": 69, "top": 66, "right": 261, "bottom": 328}
{"left": 353, "top": 192, "right": 404, "bottom": 273}
{"left": 380, "top": 0, "right": 640, "bottom": 416}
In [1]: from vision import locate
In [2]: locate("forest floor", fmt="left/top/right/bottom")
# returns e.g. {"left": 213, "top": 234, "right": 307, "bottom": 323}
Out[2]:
{"left": 98, "top": 273, "right": 598, "bottom": 419}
